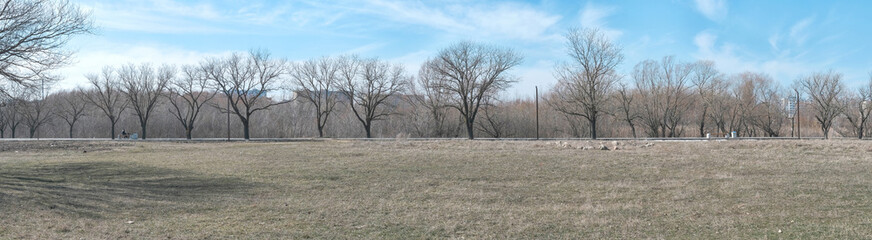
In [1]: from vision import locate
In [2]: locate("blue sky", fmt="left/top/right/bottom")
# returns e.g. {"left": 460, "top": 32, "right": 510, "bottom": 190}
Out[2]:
{"left": 58, "top": 0, "right": 872, "bottom": 98}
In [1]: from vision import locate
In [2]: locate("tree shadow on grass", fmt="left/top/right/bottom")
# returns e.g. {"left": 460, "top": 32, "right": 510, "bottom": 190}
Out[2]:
{"left": 0, "top": 161, "right": 254, "bottom": 219}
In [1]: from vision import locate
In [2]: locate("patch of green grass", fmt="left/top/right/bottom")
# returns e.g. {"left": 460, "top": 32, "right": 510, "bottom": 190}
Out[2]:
{"left": 1, "top": 140, "right": 871, "bottom": 238}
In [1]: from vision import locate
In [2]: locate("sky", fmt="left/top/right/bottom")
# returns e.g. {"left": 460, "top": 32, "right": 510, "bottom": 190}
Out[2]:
{"left": 57, "top": 0, "right": 872, "bottom": 98}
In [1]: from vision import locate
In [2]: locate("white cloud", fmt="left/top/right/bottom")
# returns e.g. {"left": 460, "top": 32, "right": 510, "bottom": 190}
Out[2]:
{"left": 55, "top": 40, "right": 232, "bottom": 91}
{"left": 467, "top": 3, "right": 562, "bottom": 41}
{"left": 768, "top": 33, "right": 780, "bottom": 51}
{"left": 789, "top": 17, "right": 814, "bottom": 46}
{"left": 354, "top": 0, "right": 562, "bottom": 41}
{"left": 343, "top": 42, "right": 388, "bottom": 55}
{"left": 389, "top": 50, "right": 433, "bottom": 74}
{"left": 693, "top": 31, "right": 754, "bottom": 75}
{"left": 82, "top": 1, "right": 233, "bottom": 34}
{"left": 694, "top": 0, "right": 728, "bottom": 22}
{"left": 692, "top": 31, "right": 823, "bottom": 85}
{"left": 579, "top": 2, "right": 623, "bottom": 39}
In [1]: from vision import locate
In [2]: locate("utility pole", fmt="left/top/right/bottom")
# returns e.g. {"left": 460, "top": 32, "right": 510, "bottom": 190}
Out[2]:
{"left": 535, "top": 86, "right": 539, "bottom": 140}
{"left": 38, "top": 78, "right": 44, "bottom": 140}
{"left": 795, "top": 88, "right": 801, "bottom": 140}
{"left": 226, "top": 93, "right": 231, "bottom": 141}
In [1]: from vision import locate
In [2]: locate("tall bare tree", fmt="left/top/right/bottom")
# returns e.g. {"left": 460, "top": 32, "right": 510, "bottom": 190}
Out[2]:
{"left": 52, "top": 89, "right": 87, "bottom": 138}
{"left": 614, "top": 82, "right": 640, "bottom": 138}
{"left": 1, "top": 84, "right": 27, "bottom": 137}
{"left": 19, "top": 88, "right": 51, "bottom": 138}
{"left": 289, "top": 56, "right": 340, "bottom": 138}
{"left": 736, "top": 72, "right": 784, "bottom": 137}
{"left": 337, "top": 56, "right": 408, "bottom": 138}
{"left": 633, "top": 56, "right": 694, "bottom": 137}
{"left": 0, "top": 98, "right": 7, "bottom": 137}
{"left": 409, "top": 65, "right": 459, "bottom": 137}
{"left": 118, "top": 63, "right": 172, "bottom": 139}
{"left": 424, "top": 41, "right": 522, "bottom": 139}
{"left": 0, "top": 0, "right": 92, "bottom": 95}
{"left": 166, "top": 65, "right": 216, "bottom": 139}
{"left": 798, "top": 70, "right": 845, "bottom": 139}
{"left": 83, "top": 67, "right": 128, "bottom": 139}
{"left": 204, "top": 50, "right": 290, "bottom": 140}
{"left": 548, "top": 28, "right": 623, "bottom": 139}
{"left": 690, "top": 60, "right": 721, "bottom": 137}
{"left": 842, "top": 73, "right": 872, "bottom": 139}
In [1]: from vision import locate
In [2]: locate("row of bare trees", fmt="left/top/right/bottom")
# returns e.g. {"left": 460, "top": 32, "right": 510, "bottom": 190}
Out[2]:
{"left": 3, "top": 6, "right": 871, "bottom": 140}
{"left": 2, "top": 65, "right": 870, "bottom": 140}
{"left": 545, "top": 28, "right": 871, "bottom": 139}
{"left": 1, "top": 40, "right": 523, "bottom": 140}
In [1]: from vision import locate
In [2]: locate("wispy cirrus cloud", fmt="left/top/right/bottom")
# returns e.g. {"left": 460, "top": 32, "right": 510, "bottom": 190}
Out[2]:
{"left": 350, "top": 0, "right": 562, "bottom": 41}
{"left": 789, "top": 17, "right": 814, "bottom": 46}
{"left": 579, "top": 2, "right": 622, "bottom": 39}
{"left": 694, "top": 0, "right": 727, "bottom": 22}
{"left": 692, "top": 30, "right": 828, "bottom": 84}
{"left": 57, "top": 38, "right": 232, "bottom": 89}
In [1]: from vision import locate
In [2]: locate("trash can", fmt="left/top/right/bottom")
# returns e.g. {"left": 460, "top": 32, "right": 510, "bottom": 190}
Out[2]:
{"left": 731, "top": 131, "right": 736, "bottom": 138}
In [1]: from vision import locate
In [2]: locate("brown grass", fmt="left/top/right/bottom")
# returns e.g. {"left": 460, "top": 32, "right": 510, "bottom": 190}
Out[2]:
{"left": 1, "top": 139, "right": 871, "bottom": 239}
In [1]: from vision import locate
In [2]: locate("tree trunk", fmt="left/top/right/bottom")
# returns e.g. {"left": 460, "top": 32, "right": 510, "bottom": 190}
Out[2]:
{"left": 186, "top": 127, "right": 192, "bottom": 140}
{"left": 698, "top": 107, "right": 707, "bottom": 137}
{"left": 140, "top": 122, "right": 148, "bottom": 140}
{"left": 10, "top": 126, "right": 16, "bottom": 138}
{"left": 589, "top": 118, "right": 597, "bottom": 139}
{"left": 69, "top": 124, "right": 74, "bottom": 138}
{"left": 466, "top": 118, "right": 475, "bottom": 139}
{"left": 316, "top": 115, "right": 324, "bottom": 138}
{"left": 110, "top": 121, "right": 116, "bottom": 140}
{"left": 29, "top": 127, "right": 36, "bottom": 138}
{"left": 242, "top": 120, "right": 250, "bottom": 140}
{"left": 364, "top": 124, "right": 372, "bottom": 138}
{"left": 822, "top": 126, "right": 829, "bottom": 139}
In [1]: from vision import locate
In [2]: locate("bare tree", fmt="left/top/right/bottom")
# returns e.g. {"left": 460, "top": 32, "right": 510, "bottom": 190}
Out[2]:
{"left": 0, "top": 0, "right": 92, "bottom": 95}
{"left": 289, "top": 56, "right": 340, "bottom": 138}
{"left": 798, "top": 70, "right": 845, "bottom": 139}
{"left": 424, "top": 41, "right": 522, "bottom": 139}
{"left": 614, "top": 82, "right": 640, "bottom": 138}
{"left": 83, "top": 67, "right": 128, "bottom": 139}
{"left": 548, "top": 28, "right": 623, "bottom": 139}
{"left": 690, "top": 60, "right": 721, "bottom": 137}
{"left": 52, "top": 89, "right": 87, "bottom": 138}
{"left": 409, "top": 65, "right": 460, "bottom": 138}
{"left": 737, "top": 72, "right": 784, "bottom": 137}
{"left": 19, "top": 88, "right": 51, "bottom": 138}
{"left": 0, "top": 84, "right": 26, "bottom": 137}
{"left": 337, "top": 56, "right": 408, "bottom": 138}
{"left": 0, "top": 98, "right": 7, "bottom": 137}
{"left": 475, "top": 97, "right": 508, "bottom": 138}
{"left": 633, "top": 56, "right": 694, "bottom": 137}
{"left": 165, "top": 65, "right": 216, "bottom": 139}
{"left": 842, "top": 73, "right": 872, "bottom": 139}
{"left": 118, "top": 63, "right": 172, "bottom": 139}
{"left": 204, "top": 50, "right": 290, "bottom": 140}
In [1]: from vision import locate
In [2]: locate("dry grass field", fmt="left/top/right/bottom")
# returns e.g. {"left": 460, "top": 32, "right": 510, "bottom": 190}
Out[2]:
{"left": 1, "top": 139, "right": 872, "bottom": 239}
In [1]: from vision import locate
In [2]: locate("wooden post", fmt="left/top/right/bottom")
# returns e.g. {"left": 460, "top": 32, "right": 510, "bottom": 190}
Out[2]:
{"left": 535, "top": 86, "right": 539, "bottom": 140}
